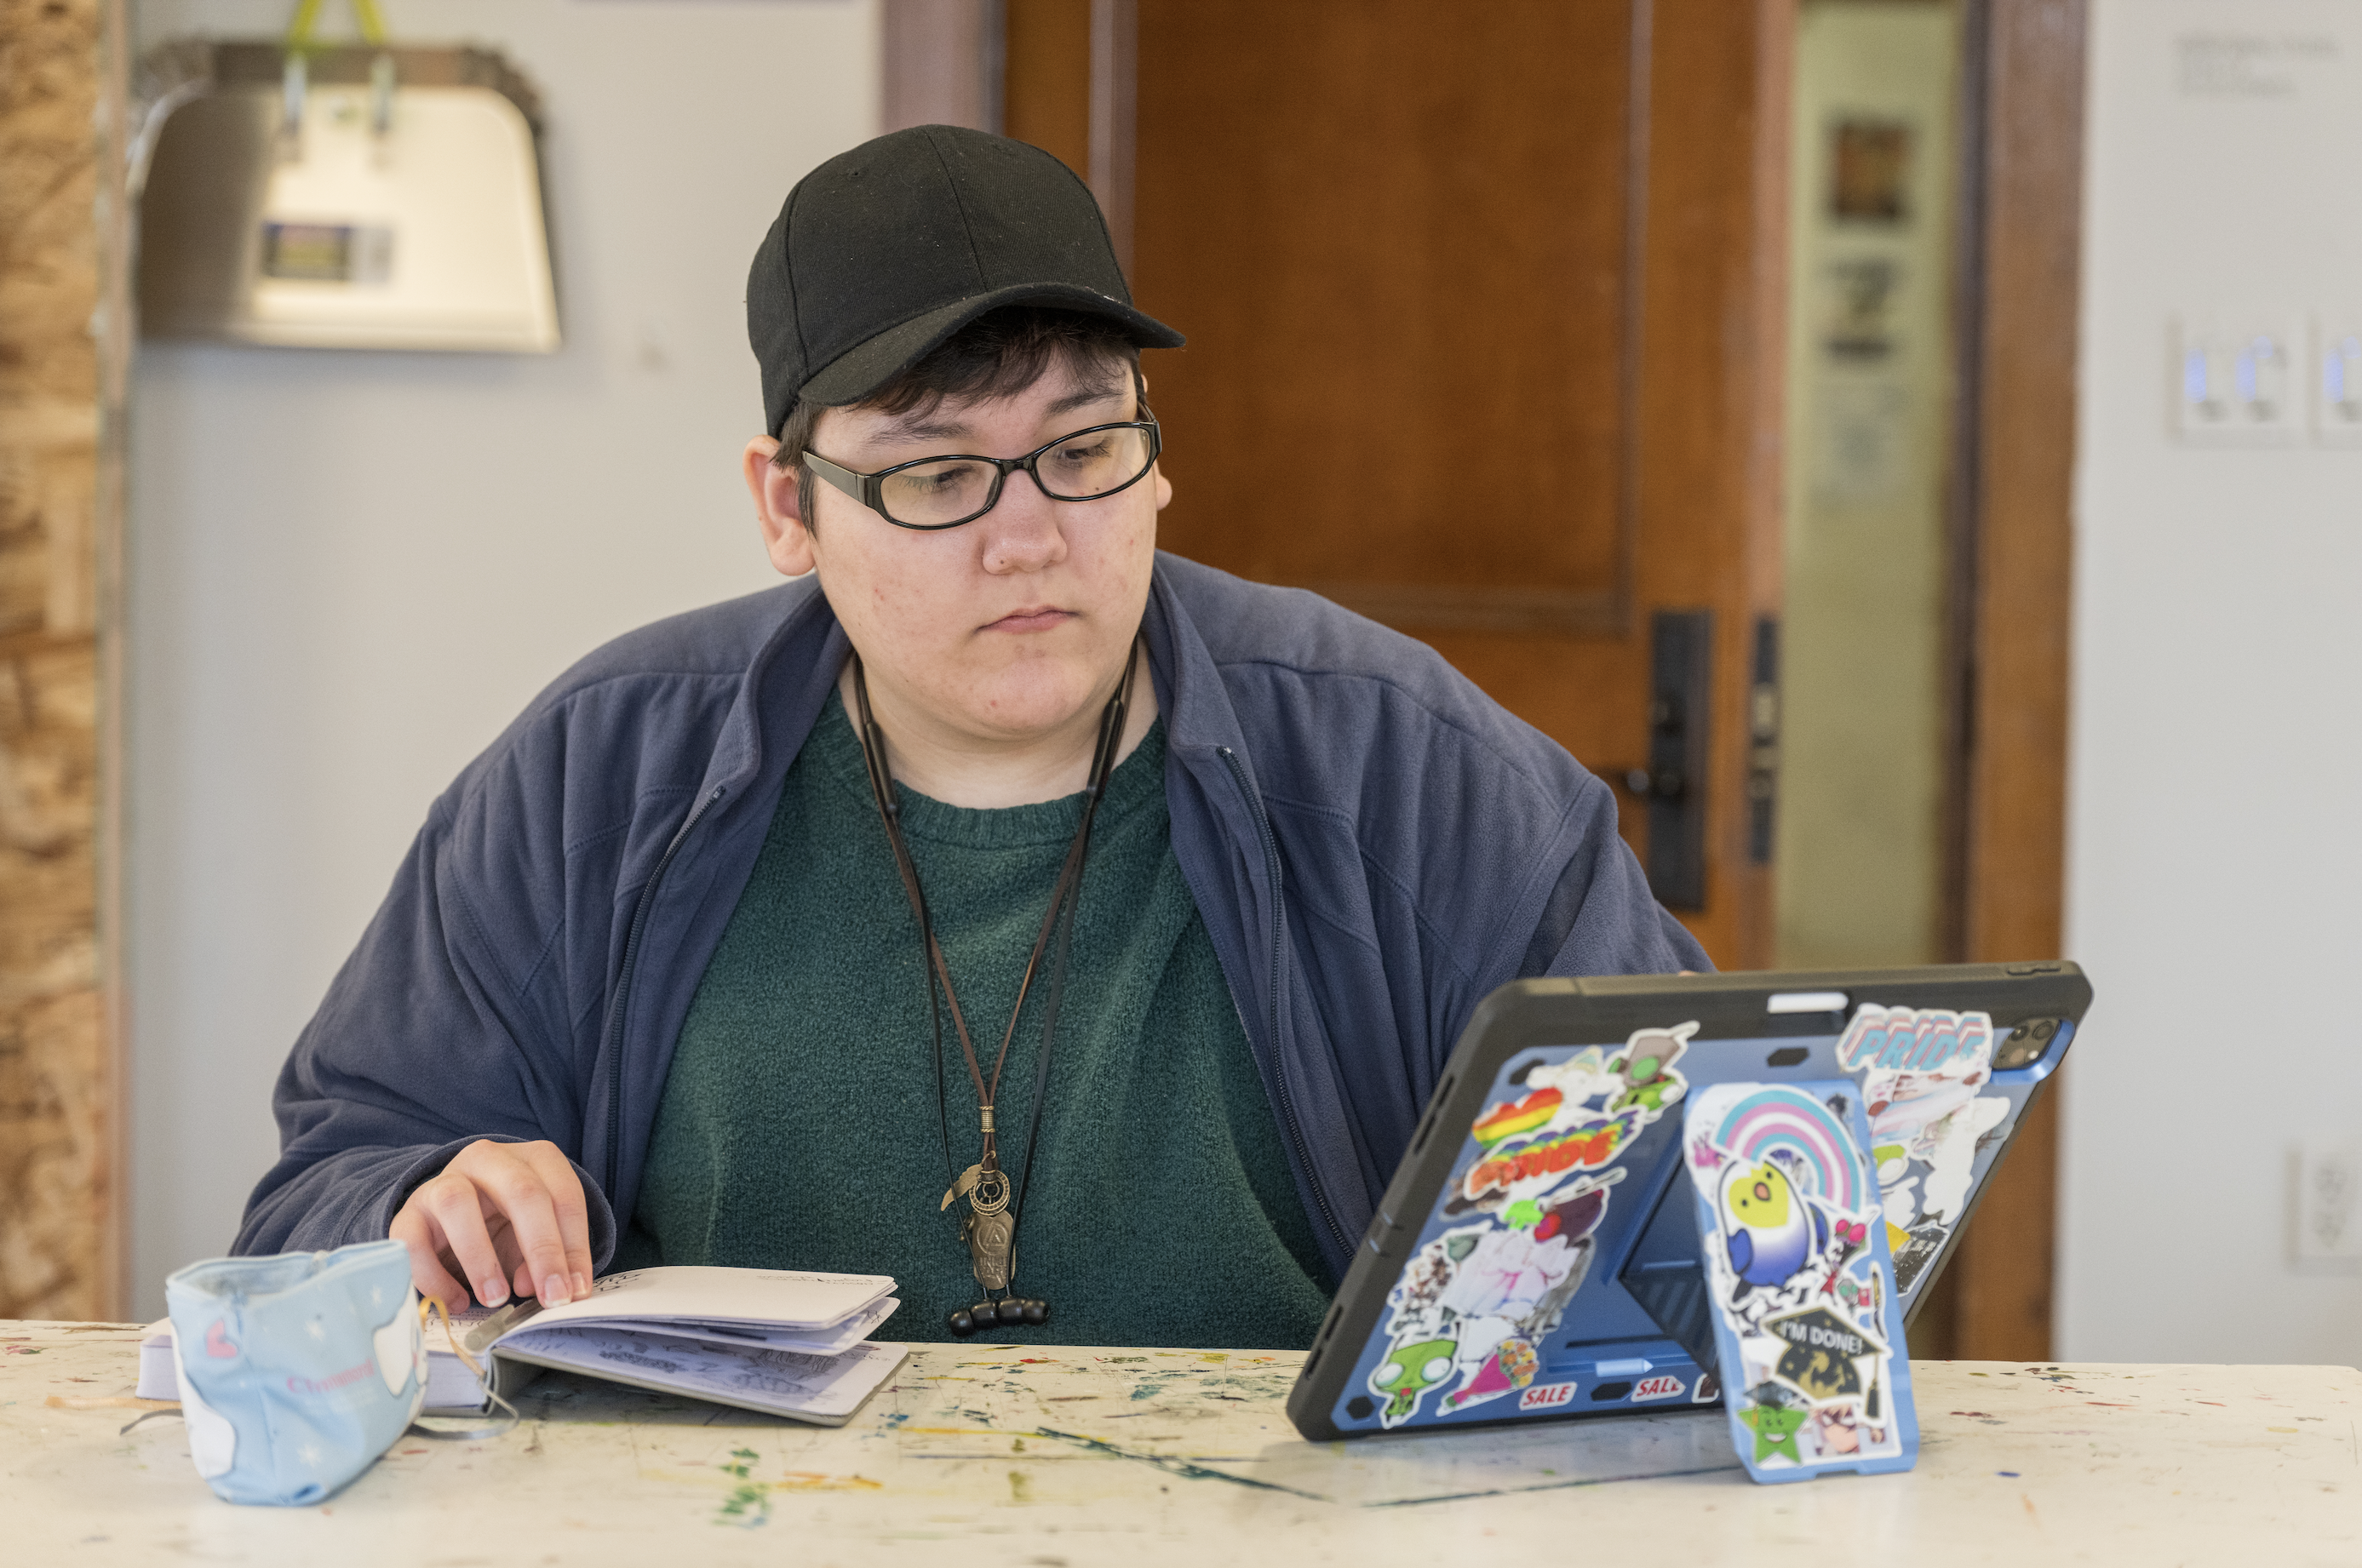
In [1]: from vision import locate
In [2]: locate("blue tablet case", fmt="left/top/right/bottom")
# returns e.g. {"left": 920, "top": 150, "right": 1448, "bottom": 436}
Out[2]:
{"left": 1286, "top": 965, "right": 2090, "bottom": 1468}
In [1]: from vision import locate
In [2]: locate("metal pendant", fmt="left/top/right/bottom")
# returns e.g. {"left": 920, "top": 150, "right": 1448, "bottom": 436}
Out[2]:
{"left": 960, "top": 1170, "right": 1015, "bottom": 1293}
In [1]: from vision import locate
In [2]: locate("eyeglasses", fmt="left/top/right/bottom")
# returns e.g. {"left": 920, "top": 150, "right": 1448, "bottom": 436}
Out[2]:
{"left": 802, "top": 418, "right": 1162, "bottom": 531}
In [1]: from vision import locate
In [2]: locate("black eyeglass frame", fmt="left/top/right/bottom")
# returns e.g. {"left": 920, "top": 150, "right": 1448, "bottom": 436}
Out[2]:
{"left": 801, "top": 417, "right": 1163, "bottom": 531}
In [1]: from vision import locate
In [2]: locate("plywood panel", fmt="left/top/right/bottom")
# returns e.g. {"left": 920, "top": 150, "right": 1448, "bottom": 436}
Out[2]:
{"left": 0, "top": 0, "right": 113, "bottom": 1321}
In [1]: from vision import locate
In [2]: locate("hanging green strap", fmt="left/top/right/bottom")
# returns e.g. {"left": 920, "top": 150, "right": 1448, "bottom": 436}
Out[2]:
{"left": 281, "top": 0, "right": 395, "bottom": 139}
{"left": 284, "top": 0, "right": 389, "bottom": 51}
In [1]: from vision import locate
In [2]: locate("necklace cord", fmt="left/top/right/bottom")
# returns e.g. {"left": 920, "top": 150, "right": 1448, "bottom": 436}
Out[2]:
{"left": 1011, "top": 868, "right": 1079, "bottom": 1232}
{"left": 1008, "top": 659, "right": 1132, "bottom": 1237}
{"left": 852, "top": 659, "right": 962, "bottom": 1183}
{"left": 850, "top": 639, "right": 1141, "bottom": 1290}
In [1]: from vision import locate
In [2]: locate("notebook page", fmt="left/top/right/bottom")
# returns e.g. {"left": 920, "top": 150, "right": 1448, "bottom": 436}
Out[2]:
{"left": 494, "top": 1325, "right": 908, "bottom": 1423}
{"left": 501, "top": 1266, "right": 895, "bottom": 1337}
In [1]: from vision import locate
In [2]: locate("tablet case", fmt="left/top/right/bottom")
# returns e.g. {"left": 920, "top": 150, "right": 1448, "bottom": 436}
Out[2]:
{"left": 1285, "top": 964, "right": 2089, "bottom": 1448}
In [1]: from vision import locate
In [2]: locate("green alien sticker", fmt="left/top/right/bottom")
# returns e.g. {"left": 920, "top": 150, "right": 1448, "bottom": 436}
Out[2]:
{"left": 1368, "top": 1336, "right": 1459, "bottom": 1425}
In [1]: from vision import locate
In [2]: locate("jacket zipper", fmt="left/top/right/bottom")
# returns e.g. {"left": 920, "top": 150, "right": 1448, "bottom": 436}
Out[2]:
{"left": 600, "top": 783, "right": 727, "bottom": 1194}
{"left": 1217, "top": 745, "right": 1347, "bottom": 1258}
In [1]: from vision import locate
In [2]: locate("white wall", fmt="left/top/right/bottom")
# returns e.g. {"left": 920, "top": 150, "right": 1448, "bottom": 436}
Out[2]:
{"left": 127, "top": 0, "right": 878, "bottom": 1315}
{"left": 2062, "top": 0, "right": 2362, "bottom": 1364}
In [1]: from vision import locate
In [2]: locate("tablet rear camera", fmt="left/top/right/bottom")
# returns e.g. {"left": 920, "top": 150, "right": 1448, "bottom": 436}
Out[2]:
{"left": 1995, "top": 1017, "right": 2061, "bottom": 1071}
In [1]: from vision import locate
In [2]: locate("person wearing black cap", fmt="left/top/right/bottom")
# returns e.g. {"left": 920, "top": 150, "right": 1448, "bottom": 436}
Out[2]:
{"left": 238, "top": 126, "right": 1706, "bottom": 1348}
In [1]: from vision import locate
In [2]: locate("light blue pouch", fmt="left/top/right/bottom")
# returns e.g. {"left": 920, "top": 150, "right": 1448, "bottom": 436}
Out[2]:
{"left": 165, "top": 1239, "right": 427, "bottom": 1506}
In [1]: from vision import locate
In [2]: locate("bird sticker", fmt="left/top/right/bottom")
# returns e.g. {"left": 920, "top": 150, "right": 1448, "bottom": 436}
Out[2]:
{"left": 1718, "top": 1156, "right": 1832, "bottom": 1300}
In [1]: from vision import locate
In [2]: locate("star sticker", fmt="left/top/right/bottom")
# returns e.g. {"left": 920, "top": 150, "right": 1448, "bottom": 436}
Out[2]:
{"left": 1739, "top": 1402, "right": 1809, "bottom": 1463}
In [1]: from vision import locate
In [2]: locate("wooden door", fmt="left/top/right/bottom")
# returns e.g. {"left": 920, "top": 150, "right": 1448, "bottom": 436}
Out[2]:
{"left": 1112, "top": 0, "right": 1790, "bottom": 968}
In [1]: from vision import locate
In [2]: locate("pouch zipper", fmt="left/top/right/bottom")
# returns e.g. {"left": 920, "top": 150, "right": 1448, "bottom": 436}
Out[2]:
{"left": 599, "top": 783, "right": 727, "bottom": 1194}
{"left": 1217, "top": 745, "right": 1347, "bottom": 1258}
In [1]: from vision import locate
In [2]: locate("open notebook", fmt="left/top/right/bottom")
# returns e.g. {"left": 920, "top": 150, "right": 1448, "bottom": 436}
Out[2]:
{"left": 141, "top": 1266, "right": 909, "bottom": 1427}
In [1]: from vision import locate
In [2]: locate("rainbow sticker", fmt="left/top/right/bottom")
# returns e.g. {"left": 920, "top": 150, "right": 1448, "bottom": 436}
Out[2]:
{"left": 1706, "top": 1086, "right": 1865, "bottom": 1213}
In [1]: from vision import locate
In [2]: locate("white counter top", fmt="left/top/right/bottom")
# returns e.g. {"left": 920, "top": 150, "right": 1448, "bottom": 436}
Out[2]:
{"left": 3, "top": 1321, "right": 2353, "bottom": 1565}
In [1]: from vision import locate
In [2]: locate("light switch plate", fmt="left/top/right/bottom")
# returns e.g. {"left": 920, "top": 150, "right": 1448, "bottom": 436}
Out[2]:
{"left": 2173, "top": 318, "right": 2305, "bottom": 444}
{"left": 2313, "top": 319, "right": 2362, "bottom": 445}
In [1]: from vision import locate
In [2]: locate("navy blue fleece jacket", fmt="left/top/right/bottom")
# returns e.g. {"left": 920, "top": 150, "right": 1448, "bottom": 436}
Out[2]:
{"left": 237, "top": 553, "right": 1707, "bottom": 1281}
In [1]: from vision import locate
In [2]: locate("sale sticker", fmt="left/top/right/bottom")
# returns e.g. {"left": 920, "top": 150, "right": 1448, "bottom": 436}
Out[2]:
{"left": 1517, "top": 1381, "right": 1579, "bottom": 1412}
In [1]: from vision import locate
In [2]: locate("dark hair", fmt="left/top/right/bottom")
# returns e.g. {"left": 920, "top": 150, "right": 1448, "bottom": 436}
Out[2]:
{"left": 771, "top": 306, "right": 1145, "bottom": 530}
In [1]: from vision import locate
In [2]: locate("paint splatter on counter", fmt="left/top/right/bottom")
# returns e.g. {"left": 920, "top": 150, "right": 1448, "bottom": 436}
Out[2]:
{"left": 3, "top": 1327, "right": 2353, "bottom": 1560}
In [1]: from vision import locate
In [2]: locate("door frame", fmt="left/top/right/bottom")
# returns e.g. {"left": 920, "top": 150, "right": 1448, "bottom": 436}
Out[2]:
{"left": 1926, "top": 0, "right": 2086, "bottom": 1362}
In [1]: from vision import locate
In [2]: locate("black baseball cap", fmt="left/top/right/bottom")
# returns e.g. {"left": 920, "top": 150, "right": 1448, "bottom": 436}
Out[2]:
{"left": 747, "top": 124, "right": 1184, "bottom": 437}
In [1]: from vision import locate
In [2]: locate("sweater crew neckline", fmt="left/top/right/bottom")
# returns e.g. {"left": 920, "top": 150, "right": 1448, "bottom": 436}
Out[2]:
{"left": 806, "top": 687, "right": 1167, "bottom": 850}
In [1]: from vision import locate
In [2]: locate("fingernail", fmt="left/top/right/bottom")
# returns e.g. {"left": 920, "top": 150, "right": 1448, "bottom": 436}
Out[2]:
{"left": 542, "top": 1273, "right": 569, "bottom": 1307}
{"left": 477, "top": 1278, "right": 509, "bottom": 1307}
{"left": 573, "top": 1272, "right": 590, "bottom": 1300}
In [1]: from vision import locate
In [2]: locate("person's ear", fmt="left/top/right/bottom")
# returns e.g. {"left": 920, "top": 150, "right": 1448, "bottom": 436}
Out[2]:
{"left": 743, "top": 435, "right": 816, "bottom": 578}
{"left": 1138, "top": 372, "right": 1171, "bottom": 512}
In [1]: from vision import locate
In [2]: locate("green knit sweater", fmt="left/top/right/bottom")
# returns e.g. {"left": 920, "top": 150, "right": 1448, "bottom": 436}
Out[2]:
{"left": 621, "top": 690, "right": 1332, "bottom": 1347}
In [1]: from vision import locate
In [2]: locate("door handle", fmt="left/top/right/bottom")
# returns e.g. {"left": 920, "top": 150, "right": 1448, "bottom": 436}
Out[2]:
{"left": 1747, "top": 615, "right": 1779, "bottom": 865}
{"left": 1641, "top": 609, "right": 1711, "bottom": 910}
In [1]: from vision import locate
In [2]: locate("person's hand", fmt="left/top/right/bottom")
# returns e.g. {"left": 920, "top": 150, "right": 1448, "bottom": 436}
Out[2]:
{"left": 389, "top": 1139, "right": 594, "bottom": 1312}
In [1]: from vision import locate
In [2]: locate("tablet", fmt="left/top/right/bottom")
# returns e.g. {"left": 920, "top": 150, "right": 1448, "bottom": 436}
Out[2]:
{"left": 1285, "top": 963, "right": 2090, "bottom": 1443}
